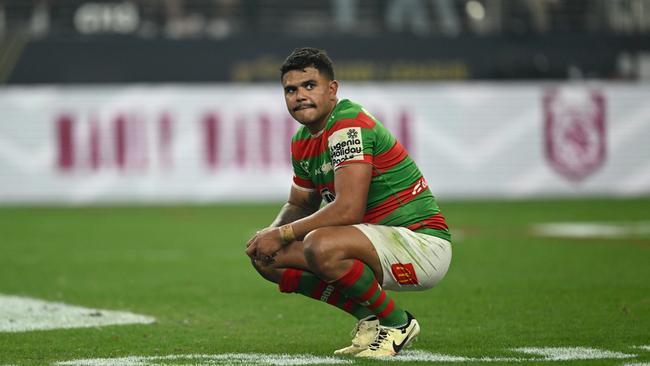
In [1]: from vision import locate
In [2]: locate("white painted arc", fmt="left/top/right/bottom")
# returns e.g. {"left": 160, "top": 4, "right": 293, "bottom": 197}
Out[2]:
{"left": 0, "top": 294, "right": 155, "bottom": 332}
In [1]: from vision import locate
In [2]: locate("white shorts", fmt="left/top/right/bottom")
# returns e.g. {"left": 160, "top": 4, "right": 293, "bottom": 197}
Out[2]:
{"left": 353, "top": 224, "right": 452, "bottom": 291}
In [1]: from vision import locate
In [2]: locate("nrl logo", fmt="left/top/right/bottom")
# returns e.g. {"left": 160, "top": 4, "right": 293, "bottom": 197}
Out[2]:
{"left": 543, "top": 89, "right": 606, "bottom": 182}
{"left": 299, "top": 160, "right": 310, "bottom": 173}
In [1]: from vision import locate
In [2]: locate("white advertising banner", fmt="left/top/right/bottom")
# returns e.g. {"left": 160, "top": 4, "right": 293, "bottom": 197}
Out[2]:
{"left": 0, "top": 83, "right": 648, "bottom": 204}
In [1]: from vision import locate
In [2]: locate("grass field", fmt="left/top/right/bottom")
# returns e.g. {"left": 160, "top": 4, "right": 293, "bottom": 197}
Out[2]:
{"left": 1, "top": 198, "right": 649, "bottom": 366}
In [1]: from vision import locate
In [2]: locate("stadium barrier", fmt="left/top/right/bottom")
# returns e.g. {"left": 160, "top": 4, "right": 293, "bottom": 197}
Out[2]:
{"left": 0, "top": 83, "right": 648, "bottom": 204}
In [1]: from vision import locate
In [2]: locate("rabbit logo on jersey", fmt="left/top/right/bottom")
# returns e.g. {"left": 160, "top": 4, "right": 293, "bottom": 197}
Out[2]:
{"left": 328, "top": 127, "right": 363, "bottom": 168}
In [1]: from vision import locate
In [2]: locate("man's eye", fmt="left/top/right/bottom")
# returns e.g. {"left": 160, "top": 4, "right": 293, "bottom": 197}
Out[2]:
{"left": 305, "top": 83, "right": 315, "bottom": 90}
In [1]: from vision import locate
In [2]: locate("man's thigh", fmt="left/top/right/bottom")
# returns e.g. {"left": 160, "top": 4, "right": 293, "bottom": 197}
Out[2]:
{"left": 353, "top": 224, "right": 452, "bottom": 291}
{"left": 266, "top": 226, "right": 384, "bottom": 283}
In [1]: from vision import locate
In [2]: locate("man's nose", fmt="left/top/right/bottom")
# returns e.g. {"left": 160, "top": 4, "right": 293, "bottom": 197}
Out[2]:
{"left": 295, "top": 87, "right": 307, "bottom": 101}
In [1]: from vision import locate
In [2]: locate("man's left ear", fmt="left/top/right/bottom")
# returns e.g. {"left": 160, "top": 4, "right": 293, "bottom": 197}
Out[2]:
{"left": 330, "top": 80, "right": 339, "bottom": 99}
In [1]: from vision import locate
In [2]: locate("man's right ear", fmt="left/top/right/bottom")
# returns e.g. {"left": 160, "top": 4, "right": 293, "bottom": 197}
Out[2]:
{"left": 329, "top": 80, "right": 339, "bottom": 99}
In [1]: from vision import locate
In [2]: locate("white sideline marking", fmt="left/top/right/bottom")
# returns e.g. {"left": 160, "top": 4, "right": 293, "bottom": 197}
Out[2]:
{"left": 55, "top": 353, "right": 352, "bottom": 366}
{"left": 389, "top": 350, "right": 521, "bottom": 362}
{"left": 531, "top": 221, "right": 650, "bottom": 239}
{"left": 55, "top": 347, "right": 642, "bottom": 366}
{"left": 636, "top": 345, "right": 650, "bottom": 351}
{"left": 515, "top": 347, "right": 635, "bottom": 361}
{"left": 391, "top": 347, "right": 637, "bottom": 362}
{"left": 0, "top": 294, "right": 155, "bottom": 332}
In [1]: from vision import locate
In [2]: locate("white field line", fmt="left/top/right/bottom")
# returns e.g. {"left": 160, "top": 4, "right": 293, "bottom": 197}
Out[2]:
{"left": 54, "top": 347, "right": 642, "bottom": 366}
{"left": 514, "top": 347, "right": 635, "bottom": 361}
{"left": 55, "top": 353, "right": 352, "bottom": 366}
{"left": 531, "top": 221, "right": 650, "bottom": 239}
{"left": 0, "top": 294, "right": 155, "bottom": 332}
{"left": 635, "top": 345, "right": 650, "bottom": 351}
{"left": 388, "top": 350, "right": 522, "bottom": 362}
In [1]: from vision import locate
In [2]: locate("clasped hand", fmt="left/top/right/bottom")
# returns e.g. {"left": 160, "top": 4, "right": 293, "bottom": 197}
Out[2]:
{"left": 245, "top": 227, "right": 283, "bottom": 265}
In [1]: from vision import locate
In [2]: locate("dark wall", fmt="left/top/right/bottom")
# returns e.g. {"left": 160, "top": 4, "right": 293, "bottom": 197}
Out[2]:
{"left": 5, "top": 33, "right": 647, "bottom": 84}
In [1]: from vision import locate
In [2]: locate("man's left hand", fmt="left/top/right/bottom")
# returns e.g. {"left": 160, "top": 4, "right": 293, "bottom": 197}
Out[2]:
{"left": 245, "top": 227, "right": 283, "bottom": 265}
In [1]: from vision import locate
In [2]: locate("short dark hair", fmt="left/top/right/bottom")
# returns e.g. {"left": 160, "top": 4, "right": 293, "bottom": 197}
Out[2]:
{"left": 280, "top": 47, "right": 335, "bottom": 81}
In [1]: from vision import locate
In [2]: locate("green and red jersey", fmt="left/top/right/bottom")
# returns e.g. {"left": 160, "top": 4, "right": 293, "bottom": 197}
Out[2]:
{"left": 290, "top": 99, "right": 450, "bottom": 242}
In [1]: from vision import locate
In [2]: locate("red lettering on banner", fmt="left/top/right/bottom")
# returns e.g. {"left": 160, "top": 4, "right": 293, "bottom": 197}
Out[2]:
{"left": 133, "top": 114, "right": 148, "bottom": 170}
{"left": 55, "top": 111, "right": 175, "bottom": 173}
{"left": 56, "top": 115, "right": 75, "bottom": 171}
{"left": 203, "top": 112, "right": 220, "bottom": 169}
{"left": 53, "top": 107, "right": 412, "bottom": 174}
{"left": 114, "top": 115, "right": 127, "bottom": 169}
{"left": 159, "top": 112, "right": 173, "bottom": 169}
{"left": 260, "top": 114, "right": 271, "bottom": 168}
{"left": 89, "top": 116, "right": 100, "bottom": 170}
{"left": 235, "top": 116, "right": 246, "bottom": 168}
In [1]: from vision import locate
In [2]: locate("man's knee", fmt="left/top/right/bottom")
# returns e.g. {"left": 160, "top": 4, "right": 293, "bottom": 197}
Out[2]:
{"left": 250, "top": 259, "right": 282, "bottom": 283}
{"left": 303, "top": 228, "right": 341, "bottom": 277}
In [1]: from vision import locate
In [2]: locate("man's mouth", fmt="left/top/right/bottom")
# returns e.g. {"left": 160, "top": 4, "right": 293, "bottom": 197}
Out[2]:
{"left": 294, "top": 104, "right": 316, "bottom": 112}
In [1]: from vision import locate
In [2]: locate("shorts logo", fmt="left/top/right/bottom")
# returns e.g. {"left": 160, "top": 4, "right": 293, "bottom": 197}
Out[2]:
{"left": 391, "top": 263, "right": 419, "bottom": 285}
{"left": 328, "top": 127, "right": 363, "bottom": 168}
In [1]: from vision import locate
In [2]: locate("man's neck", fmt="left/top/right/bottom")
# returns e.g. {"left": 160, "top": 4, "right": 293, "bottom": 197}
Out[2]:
{"left": 307, "top": 100, "right": 338, "bottom": 135}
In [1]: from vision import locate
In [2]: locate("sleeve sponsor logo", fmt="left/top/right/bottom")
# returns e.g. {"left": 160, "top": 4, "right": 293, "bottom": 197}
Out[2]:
{"left": 411, "top": 177, "right": 428, "bottom": 195}
{"left": 328, "top": 127, "right": 364, "bottom": 168}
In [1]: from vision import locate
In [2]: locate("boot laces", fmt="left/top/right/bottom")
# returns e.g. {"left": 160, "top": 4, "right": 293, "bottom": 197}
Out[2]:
{"left": 367, "top": 328, "right": 390, "bottom": 350}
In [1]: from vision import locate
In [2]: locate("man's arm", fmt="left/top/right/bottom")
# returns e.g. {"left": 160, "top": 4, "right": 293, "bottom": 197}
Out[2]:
{"left": 269, "top": 187, "right": 322, "bottom": 227}
{"left": 247, "top": 163, "right": 371, "bottom": 260}
{"left": 289, "top": 163, "right": 372, "bottom": 239}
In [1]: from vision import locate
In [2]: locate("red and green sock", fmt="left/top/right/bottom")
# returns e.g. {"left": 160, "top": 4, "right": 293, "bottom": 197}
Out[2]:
{"left": 333, "top": 259, "right": 408, "bottom": 327}
{"left": 279, "top": 268, "right": 374, "bottom": 320}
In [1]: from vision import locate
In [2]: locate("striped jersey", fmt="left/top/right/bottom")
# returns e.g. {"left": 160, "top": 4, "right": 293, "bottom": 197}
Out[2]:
{"left": 290, "top": 99, "right": 450, "bottom": 241}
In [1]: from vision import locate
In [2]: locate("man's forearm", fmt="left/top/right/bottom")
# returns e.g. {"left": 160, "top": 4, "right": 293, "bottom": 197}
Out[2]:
{"left": 269, "top": 202, "right": 317, "bottom": 227}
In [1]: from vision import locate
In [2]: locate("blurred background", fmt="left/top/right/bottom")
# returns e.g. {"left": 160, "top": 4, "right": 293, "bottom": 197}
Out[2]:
{"left": 0, "top": 0, "right": 649, "bottom": 204}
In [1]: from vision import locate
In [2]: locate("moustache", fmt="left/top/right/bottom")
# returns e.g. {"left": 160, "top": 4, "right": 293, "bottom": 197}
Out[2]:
{"left": 293, "top": 103, "right": 316, "bottom": 112}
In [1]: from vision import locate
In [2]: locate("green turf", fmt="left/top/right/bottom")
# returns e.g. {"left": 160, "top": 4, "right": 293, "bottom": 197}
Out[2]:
{"left": 0, "top": 198, "right": 649, "bottom": 365}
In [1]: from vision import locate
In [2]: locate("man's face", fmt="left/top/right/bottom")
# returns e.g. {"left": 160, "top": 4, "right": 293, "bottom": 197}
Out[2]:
{"left": 282, "top": 66, "right": 338, "bottom": 131}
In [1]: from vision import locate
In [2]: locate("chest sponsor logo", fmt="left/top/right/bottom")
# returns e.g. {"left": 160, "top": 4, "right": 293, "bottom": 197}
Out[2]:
{"left": 391, "top": 263, "right": 419, "bottom": 285}
{"left": 544, "top": 89, "right": 606, "bottom": 181}
{"left": 328, "top": 127, "right": 363, "bottom": 167}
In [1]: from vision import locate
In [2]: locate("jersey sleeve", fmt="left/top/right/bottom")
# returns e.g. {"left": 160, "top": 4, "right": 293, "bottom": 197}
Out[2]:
{"left": 291, "top": 155, "right": 315, "bottom": 191}
{"left": 327, "top": 119, "right": 375, "bottom": 170}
